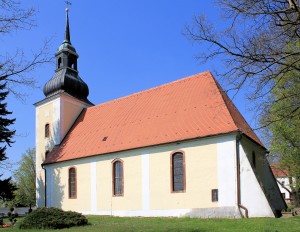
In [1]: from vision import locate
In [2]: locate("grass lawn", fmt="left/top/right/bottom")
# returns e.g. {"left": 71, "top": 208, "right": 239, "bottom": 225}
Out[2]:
{"left": 2, "top": 215, "right": 300, "bottom": 232}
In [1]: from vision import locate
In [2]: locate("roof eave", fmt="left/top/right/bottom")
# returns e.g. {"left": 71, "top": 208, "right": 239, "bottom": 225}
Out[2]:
{"left": 42, "top": 130, "right": 241, "bottom": 166}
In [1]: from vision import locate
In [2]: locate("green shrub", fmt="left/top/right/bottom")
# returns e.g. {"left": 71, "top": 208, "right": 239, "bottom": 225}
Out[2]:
{"left": 19, "top": 207, "right": 88, "bottom": 229}
{"left": 285, "top": 204, "right": 295, "bottom": 212}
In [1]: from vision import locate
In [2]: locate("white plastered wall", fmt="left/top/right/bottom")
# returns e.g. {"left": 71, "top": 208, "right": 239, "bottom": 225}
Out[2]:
{"left": 217, "top": 134, "right": 237, "bottom": 207}
{"left": 239, "top": 139, "right": 275, "bottom": 217}
{"left": 240, "top": 137, "right": 286, "bottom": 214}
{"left": 35, "top": 97, "right": 60, "bottom": 207}
{"left": 60, "top": 94, "right": 91, "bottom": 144}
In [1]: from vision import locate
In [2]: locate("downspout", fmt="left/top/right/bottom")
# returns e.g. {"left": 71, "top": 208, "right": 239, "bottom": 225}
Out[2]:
{"left": 41, "top": 164, "right": 47, "bottom": 208}
{"left": 236, "top": 133, "right": 249, "bottom": 218}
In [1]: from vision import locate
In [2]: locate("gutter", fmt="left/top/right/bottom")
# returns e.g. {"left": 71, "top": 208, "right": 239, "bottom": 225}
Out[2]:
{"left": 236, "top": 133, "right": 249, "bottom": 218}
{"left": 41, "top": 164, "right": 47, "bottom": 207}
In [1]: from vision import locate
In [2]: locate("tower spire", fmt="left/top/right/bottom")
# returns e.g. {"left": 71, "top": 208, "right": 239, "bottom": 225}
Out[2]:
{"left": 42, "top": 7, "right": 92, "bottom": 105}
{"left": 64, "top": 8, "right": 71, "bottom": 44}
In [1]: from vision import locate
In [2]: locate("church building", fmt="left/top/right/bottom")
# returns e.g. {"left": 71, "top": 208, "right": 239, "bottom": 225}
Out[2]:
{"left": 35, "top": 10, "right": 286, "bottom": 218}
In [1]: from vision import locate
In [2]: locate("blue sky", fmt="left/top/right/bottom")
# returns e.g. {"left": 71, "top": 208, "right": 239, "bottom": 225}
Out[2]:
{"left": 2, "top": 1, "right": 258, "bottom": 177}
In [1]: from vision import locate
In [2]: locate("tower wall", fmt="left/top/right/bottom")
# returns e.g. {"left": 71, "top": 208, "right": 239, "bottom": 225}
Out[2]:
{"left": 35, "top": 93, "right": 92, "bottom": 207}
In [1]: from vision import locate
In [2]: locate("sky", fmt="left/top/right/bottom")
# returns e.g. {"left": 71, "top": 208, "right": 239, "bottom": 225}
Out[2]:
{"left": 1, "top": 1, "right": 259, "bottom": 177}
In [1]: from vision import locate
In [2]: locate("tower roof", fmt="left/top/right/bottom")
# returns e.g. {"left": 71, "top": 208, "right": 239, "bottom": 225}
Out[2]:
{"left": 57, "top": 8, "right": 77, "bottom": 54}
{"left": 43, "top": 9, "right": 92, "bottom": 105}
{"left": 44, "top": 71, "right": 264, "bottom": 164}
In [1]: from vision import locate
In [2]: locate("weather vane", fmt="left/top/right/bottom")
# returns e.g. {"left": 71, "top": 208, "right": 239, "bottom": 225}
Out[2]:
{"left": 65, "top": 1, "right": 72, "bottom": 11}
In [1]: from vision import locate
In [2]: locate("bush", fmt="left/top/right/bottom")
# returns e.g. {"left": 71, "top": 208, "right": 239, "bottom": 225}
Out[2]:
{"left": 19, "top": 207, "right": 88, "bottom": 229}
{"left": 285, "top": 204, "right": 295, "bottom": 212}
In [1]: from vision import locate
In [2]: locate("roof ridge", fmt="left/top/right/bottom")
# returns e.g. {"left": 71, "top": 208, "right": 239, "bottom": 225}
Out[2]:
{"left": 89, "top": 71, "right": 212, "bottom": 110}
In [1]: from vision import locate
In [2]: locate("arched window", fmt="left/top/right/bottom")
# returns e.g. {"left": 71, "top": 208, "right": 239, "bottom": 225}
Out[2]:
{"left": 171, "top": 152, "right": 185, "bottom": 192}
{"left": 68, "top": 57, "right": 77, "bottom": 70}
{"left": 112, "top": 159, "right": 123, "bottom": 196}
{"left": 68, "top": 167, "right": 77, "bottom": 199}
{"left": 45, "top": 123, "right": 50, "bottom": 138}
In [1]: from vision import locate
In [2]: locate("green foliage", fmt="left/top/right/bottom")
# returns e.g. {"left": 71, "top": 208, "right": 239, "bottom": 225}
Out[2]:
{"left": 13, "top": 148, "right": 36, "bottom": 207}
{"left": 0, "top": 79, "right": 15, "bottom": 162}
{"left": 286, "top": 204, "right": 295, "bottom": 212}
{"left": 262, "top": 42, "right": 300, "bottom": 205}
{"left": 0, "top": 78, "right": 16, "bottom": 202}
{"left": 19, "top": 207, "right": 88, "bottom": 229}
{"left": 267, "top": 73, "right": 300, "bottom": 164}
{"left": 0, "top": 177, "right": 17, "bottom": 202}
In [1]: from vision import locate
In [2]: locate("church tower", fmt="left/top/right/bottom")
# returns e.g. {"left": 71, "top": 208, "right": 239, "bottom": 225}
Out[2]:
{"left": 34, "top": 9, "right": 93, "bottom": 207}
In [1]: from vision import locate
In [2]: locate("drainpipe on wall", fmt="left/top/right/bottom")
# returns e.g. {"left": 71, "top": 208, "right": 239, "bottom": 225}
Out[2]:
{"left": 236, "top": 133, "right": 249, "bottom": 218}
{"left": 41, "top": 164, "right": 47, "bottom": 208}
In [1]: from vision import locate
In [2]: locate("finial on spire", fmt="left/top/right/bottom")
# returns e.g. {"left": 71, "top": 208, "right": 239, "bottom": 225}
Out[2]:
{"left": 65, "top": 1, "right": 72, "bottom": 7}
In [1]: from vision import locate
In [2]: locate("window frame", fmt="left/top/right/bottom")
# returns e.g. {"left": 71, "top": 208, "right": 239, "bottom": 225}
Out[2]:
{"left": 112, "top": 158, "right": 124, "bottom": 197}
{"left": 170, "top": 151, "right": 186, "bottom": 193}
{"left": 68, "top": 167, "right": 77, "bottom": 199}
{"left": 212, "top": 189, "right": 218, "bottom": 202}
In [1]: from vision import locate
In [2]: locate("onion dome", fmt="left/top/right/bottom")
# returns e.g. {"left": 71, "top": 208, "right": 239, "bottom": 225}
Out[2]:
{"left": 43, "top": 9, "right": 92, "bottom": 105}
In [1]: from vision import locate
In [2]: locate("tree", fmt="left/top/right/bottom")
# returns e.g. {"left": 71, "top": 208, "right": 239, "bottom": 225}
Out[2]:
{"left": 0, "top": 0, "right": 50, "bottom": 203}
{"left": 0, "top": 0, "right": 51, "bottom": 97}
{"left": 262, "top": 51, "right": 300, "bottom": 205}
{"left": 0, "top": 78, "right": 17, "bottom": 201}
{"left": 0, "top": 80, "right": 15, "bottom": 162}
{"left": 0, "top": 177, "right": 17, "bottom": 202}
{"left": 185, "top": 0, "right": 300, "bottom": 123}
{"left": 13, "top": 148, "right": 36, "bottom": 207}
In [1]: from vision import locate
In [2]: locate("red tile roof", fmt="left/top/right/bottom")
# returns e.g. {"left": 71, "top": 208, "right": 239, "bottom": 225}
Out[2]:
{"left": 271, "top": 164, "right": 289, "bottom": 177}
{"left": 44, "top": 71, "right": 263, "bottom": 164}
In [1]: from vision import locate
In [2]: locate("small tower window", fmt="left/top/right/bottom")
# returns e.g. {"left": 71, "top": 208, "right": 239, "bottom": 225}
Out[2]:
{"left": 68, "top": 60, "right": 73, "bottom": 68}
{"left": 45, "top": 123, "right": 50, "bottom": 138}
{"left": 68, "top": 57, "right": 77, "bottom": 70}
{"left": 74, "top": 60, "right": 77, "bottom": 70}
{"left": 57, "top": 57, "right": 62, "bottom": 69}
{"left": 45, "top": 150, "right": 49, "bottom": 157}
